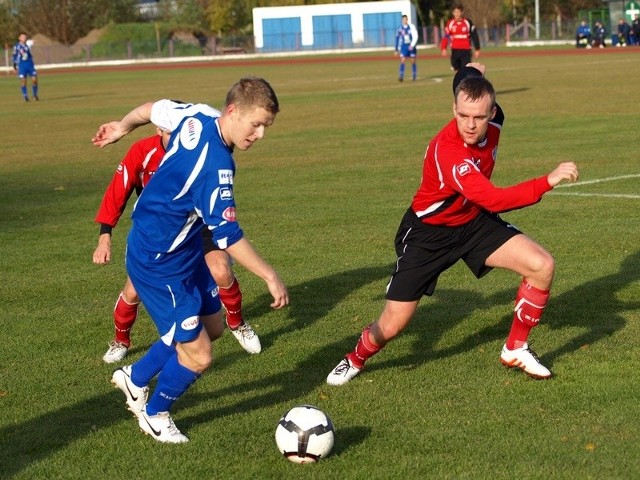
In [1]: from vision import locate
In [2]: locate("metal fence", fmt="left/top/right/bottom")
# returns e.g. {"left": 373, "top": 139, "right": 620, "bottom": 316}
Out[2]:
{"left": 3, "top": 20, "right": 598, "bottom": 68}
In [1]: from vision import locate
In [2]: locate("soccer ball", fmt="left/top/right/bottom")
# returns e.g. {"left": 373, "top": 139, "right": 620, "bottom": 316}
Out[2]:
{"left": 275, "top": 405, "right": 335, "bottom": 464}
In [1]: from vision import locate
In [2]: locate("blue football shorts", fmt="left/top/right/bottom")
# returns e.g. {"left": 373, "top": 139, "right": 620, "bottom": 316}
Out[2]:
{"left": 399, "top": 45, "right": 417, "bottom": 58}
{"left": 17, "top": 64, "right": 37, "bottom": 78}
{"left": 126, "top": 249, "right": 221, "bottom": 345}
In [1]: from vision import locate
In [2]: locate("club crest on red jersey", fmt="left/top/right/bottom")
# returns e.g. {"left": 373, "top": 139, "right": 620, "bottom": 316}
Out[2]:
{"left": 456, "top": 163, "right": 471, "bottom": 176}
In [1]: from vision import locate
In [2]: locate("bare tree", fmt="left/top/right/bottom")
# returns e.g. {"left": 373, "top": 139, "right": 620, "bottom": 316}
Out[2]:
{"left": 13, "top": 0, "right": 137, "bottom": 45}
{"left": 0, "top": 3, "right": 19, "bottom": 47}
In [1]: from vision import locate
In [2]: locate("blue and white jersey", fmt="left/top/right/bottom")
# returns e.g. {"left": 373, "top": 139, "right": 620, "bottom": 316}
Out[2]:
{"left": 395, "top": 23, "right": 418, "bottom": 51}
{"left": 127, "top": 100, "right": 242, "bottom": 279}
{"left": 12, "top": 41, "right": 34, "bottom": 68}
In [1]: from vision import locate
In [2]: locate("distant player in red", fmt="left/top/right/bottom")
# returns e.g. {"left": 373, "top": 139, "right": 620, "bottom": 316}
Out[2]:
{"left": 327, "top": 64, "right": 579, "bottom": 386}
{"left": 440, "top": 4, "right": 480, "bottom": 72}
{"left": 94, "top": 128, "right": 261, "bottom": 363}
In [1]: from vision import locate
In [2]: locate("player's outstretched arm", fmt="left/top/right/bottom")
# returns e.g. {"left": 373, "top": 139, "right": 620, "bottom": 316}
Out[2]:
{"left": 225, "top": 237, "right": 289, "bottom": 309}
{"left": 547, "top": 162, "right": 579, "bottom": 187}
{"left": 91, "top": 102, "right": 155, "bottom": 148}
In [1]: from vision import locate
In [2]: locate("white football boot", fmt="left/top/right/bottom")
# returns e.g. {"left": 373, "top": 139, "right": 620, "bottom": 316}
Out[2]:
{"left": 103, "top": 340, "right": 129, "bottom": 363}
{"left": 326, "top": 357, "right": 362, "bottom": 386}
{"left": 111, "top": 365, "right": 148, "bottom": 415}
{"left": 230, "top": 322, "right": 262, "bottom": 354}
{"left": 138, "top": 406, "right": 189, "bottom": 444}
{"left": 500, "top": 343, "right": 552, "bottom": 379}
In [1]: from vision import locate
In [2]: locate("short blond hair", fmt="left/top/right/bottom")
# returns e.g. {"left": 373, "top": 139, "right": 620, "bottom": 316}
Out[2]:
{"left": 225, "top": 77, "right": 279, "bottom": 115}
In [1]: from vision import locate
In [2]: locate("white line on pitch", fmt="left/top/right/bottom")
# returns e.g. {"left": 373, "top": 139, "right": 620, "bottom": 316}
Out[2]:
{"left": 555, "top": 173, "right": 640, "bottom": 188}
{"left": 549, "top": 192, "right": 640, "bottom": 199}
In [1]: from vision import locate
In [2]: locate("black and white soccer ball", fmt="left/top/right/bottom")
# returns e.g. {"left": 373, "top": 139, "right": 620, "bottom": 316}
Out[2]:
{"left": 275, "top": 405, "right": 335, "bottom": 464}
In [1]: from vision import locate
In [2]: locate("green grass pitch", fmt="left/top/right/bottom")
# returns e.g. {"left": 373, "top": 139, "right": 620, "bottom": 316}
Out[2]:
{"left": 1, "top": 48, "right": 639, "bottom": 479}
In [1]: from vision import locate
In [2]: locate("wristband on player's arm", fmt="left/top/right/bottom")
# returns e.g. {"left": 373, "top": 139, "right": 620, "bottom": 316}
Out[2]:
{"left": 99, "top": 224, "right": 113, "bottom": 235}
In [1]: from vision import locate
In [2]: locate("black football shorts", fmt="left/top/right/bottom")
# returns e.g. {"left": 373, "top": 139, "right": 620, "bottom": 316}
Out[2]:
{"left": 385, "top": 208, "right": 521, "bottom": 301}
{"left": 450, "top": 49, "right": 472, "bottom": 71}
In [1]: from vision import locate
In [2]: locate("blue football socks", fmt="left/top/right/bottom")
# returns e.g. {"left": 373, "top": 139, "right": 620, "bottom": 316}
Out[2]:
{"left": 146, "top": 354, "right": 199, "bottom": 415}
{"left": 130, "top": 340, "right": 176, "bottom": 387}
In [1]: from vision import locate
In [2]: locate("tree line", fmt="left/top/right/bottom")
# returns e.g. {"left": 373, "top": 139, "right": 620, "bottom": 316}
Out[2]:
{"left": 1, "top": 0, "right": 604, "bottom": 47}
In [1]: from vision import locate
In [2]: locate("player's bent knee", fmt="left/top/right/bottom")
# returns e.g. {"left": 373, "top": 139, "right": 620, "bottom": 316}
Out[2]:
{"left": 526, "top": 250, "right": 555, "bottom": 281}
{"left": 536, "top": 252, "right": 556, "bottom": 279}
{"left": 122, "top": 286, "right": 139, "bottom": 303}
{"left": 179, "top": 348, "right": 212, "bottom": 373}
{"left": 213, "top": 270, "right": 234, "bottom": 288}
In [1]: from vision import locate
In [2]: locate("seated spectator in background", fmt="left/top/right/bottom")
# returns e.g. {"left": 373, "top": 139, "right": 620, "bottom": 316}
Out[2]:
{"left": 617, "top": 18, "right": 630, "bottom": 46}
{"left": 592, "top": 20, "right": 606, "bottom": 48}
{"left": 576, "top": 20, "right": 592, "bottom": 48}
{"left": 631, "top": 14, "right": 640, "bottom": 45}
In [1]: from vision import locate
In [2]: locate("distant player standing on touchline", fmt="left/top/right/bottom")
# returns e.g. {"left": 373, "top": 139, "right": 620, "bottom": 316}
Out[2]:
{"left": 327, "top": 63, "right": 579, "bottom": 386}
{"left": 12, "top": 33, "right": 39, "bottom": 102}
{"left": 395, "top": 14, "right": 418, "bottom": 82}
{"left": 440, "top": 4, "right": 480, "bottom": 72}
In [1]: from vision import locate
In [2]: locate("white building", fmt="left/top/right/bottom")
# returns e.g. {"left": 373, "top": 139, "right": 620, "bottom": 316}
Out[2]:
{"left": 253, "top": 0, "right": 417, "bottom": 52}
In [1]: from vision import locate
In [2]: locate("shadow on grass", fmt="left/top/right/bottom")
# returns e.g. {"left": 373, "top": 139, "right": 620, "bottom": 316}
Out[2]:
{"left": 1, "top": 264, "right": 389, "bottom": 477}
{"left": 119, "top": 264, "right": 394, "bottom": 365}
{"left": 5, "top": 254, "right": 635, "bottom": 475}
{"left": 239, "top": 264, "right": 393, "bottom": 351}
{"left": 543, "top": 250, "right": 640, "bottom": 363}
{"left": 178, "top": 264, "right": 394, "bottom": 424}
{"left": 332, "top": 426, "right": 372, "bottom": 457}
{"left": 175, "top": 278, "right": 512, "bottom": 432}
{"left": 155, "top": 252, "right": 640, "bottom": 434}
{"left": 366, "top": 286, "right": 515, "bottom": 375}
{"left": 366, "top": 250, "right": 639, "bottom": 375}
{"left": 496, "top": 87, "right": 530, "bottom": 95}
{"left": 0, "top": 390, "right": 127, "bottom": 478}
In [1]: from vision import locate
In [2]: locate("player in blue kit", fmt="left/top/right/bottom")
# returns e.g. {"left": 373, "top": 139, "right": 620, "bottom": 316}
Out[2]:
{"left": 395, "top": 15, "right": 418, "bottom": 82}
{"left": 12, "top": 33, "right": 39, "bottom": 102}
{"left": 92, "top": 77, "right": 289, "bottom": 443}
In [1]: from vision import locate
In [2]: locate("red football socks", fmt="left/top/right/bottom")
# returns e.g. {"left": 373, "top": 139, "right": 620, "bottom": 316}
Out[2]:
{"left": 113, "top": 292, "right": 139, "bottom": 346}
{"left": 218, "top": 277, "right": 243, "bottom": 330}
{"left": 347, "top": 325, "right": 382, "bottom": 369}
{"left": 506, "top": 280, "right": 550, "bottom": 350}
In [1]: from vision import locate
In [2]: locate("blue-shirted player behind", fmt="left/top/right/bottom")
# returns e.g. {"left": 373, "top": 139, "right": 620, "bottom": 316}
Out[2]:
{"left": 92, "top": 77, "right": 289, "bottom": 443}
{"left": 395, "top": 15, "right": 418, "bottom": 82}
{"left": 12, "top": 33, "right": 39, "bottom": 102}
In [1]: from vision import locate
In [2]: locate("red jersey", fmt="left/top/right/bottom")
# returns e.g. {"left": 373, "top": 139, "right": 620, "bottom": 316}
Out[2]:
{"left": 441, "top": 17, "right": 480, "bottom": 51}
{"left": 411, "top": 112, "right": 552, "bottom": 227}
{"left": 95, "top": 135, "right": 166, "bottom": 228}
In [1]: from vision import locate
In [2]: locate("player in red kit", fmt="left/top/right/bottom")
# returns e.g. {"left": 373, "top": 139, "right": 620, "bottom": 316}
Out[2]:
{"left": 94, "top": 127, "right": 261, "bottom": 363}
{"left": 327, "top": 64, "right": 579, "bottom": 385}
{"left": 440, "top": 4, "right": 480, "bottom": 72}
